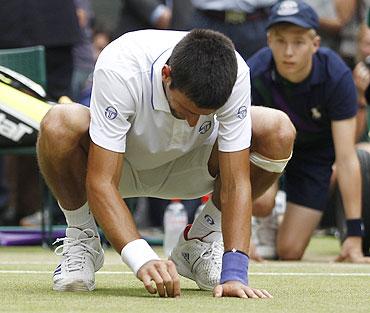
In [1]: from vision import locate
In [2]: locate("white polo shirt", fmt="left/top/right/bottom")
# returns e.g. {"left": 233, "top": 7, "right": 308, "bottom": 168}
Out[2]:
{"left": 90, "top": 29, "right": 251, "bottom": 171}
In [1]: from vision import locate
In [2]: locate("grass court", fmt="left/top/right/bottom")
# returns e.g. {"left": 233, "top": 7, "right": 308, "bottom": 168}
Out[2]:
{"left": 1, "top": 235, "right": 369, "bottom": 313}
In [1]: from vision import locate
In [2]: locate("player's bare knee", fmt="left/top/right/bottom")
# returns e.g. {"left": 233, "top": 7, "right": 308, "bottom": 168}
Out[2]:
{"left": 39, "top": 106, "right": 67, "bottom": 145}
{"left": 252, "top": 109, "right": 295, "bottom": 160}
{"left": 271, "top": 111, "right": 296, "bottom": 158}
{"left": 40, "top": 105, "right": 89, "bottom": 149}
{"left": 39, "top": 107, "right": 71, "bottom": 157}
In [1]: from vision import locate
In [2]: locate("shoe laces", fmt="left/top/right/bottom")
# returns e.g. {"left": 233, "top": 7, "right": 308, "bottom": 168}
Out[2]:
{"left": 53, "top": 229, "right": 100, "bottom": 272}
{"left": 199, "top": 241, "right": 224, "bottom": 268}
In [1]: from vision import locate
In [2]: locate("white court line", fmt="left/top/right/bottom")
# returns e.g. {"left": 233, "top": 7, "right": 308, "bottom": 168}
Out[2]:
{"left": 0, "top": 261, "right": 120, "bottom": 265}
{"left": 0, "top": 270, "right": 132, "bottom": 275}
{"left": 1, "top": 270, "right": 370, "bottom": 277}
{"left": 250, "top": 272, "right": 370, "bottom": 276}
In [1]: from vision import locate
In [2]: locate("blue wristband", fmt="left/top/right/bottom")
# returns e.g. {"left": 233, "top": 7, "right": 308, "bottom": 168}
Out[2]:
{"left": 346, "top": 219, "right": 365, "bottom": 237}
{"left": 220, "top": 250, "right": 249, "bottom": 285}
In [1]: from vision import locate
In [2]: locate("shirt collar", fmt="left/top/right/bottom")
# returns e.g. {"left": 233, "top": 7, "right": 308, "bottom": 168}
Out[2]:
{"left": 150, "top": 48, "right": 173, "bottom": 112}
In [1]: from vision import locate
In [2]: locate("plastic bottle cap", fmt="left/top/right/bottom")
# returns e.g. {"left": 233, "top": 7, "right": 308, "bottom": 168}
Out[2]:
{"left": 201, "top": 194, "right": 210, "bottom": 204}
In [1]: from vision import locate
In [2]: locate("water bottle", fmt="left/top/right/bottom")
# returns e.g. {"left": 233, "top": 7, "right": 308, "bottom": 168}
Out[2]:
{"left": 274, "top": 190, "right": 286, "bottom": 215}
{"left": 274, "top": 190, "right": 286, "bottom": 225}
{"left": 163, "top": 199, "right": 188, "bottom": 257}
{"left": 194, "top": 194, "right": 210, "bottom": 220}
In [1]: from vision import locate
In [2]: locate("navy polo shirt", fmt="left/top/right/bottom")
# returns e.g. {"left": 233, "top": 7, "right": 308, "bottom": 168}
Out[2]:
{"left": 247, "top": 47, "right": 357, "bottom": 156}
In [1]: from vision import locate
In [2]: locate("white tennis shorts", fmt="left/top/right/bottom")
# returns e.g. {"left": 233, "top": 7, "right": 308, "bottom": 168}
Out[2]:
{"left": 119, "top": 143, "right": 215, "bottom": 199}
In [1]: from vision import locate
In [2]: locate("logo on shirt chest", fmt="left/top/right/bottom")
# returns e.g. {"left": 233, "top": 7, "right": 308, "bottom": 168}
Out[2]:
{"left": 104, "top": 106, "right": 118, "bottom": 120}
{"left": 199, "top": 121, "right": 212, "bottom": 134}
{"left": 311, "top": 107, "right": 322, "bottom": 120}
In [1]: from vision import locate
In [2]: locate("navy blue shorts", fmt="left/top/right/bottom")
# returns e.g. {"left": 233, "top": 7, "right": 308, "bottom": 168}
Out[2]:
{"left": 284, "top": 150, "right": 334, "bottom": 211}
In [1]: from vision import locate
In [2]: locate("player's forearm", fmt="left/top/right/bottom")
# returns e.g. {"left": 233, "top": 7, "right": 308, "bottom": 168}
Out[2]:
{"left": 220, "top": 182, "right": 252, "bottom": 254}
{"left": 336, "top": 154, "right": 362, "bottom": 219}
{"left": 87, "top": 183, "right": 141, "bottom": 253}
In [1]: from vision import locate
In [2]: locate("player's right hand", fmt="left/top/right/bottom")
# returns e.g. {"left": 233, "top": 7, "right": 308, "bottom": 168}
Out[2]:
{"left": 137, "top": 259, "right": 181, "bottom": 298}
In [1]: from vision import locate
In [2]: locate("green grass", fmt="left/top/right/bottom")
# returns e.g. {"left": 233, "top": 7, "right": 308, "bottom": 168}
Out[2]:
{"left": 0, "top": 236, "right": 369, "bottom": 313}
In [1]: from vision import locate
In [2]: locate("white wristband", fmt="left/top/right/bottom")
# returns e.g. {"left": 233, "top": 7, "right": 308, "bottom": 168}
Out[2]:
{"left": 121, "top": 239, "right": 160, "bottom": 276}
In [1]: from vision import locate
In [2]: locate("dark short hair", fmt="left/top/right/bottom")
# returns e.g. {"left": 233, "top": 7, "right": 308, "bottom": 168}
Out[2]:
{"left": 168, "top": 29, "right": 238, "bottom": 110}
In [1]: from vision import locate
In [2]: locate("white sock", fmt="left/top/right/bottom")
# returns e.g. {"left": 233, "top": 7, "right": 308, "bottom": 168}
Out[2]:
{"left": 188, "top": 199, "right": 222, "bottom": 242}
{"left": 59, "top": 202, "right": 98, "bottom": 235}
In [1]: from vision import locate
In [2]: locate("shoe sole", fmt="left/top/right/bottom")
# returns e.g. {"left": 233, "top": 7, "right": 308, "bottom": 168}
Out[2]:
{"left": 53, "top": 280, "right": 95, "bottom": 292}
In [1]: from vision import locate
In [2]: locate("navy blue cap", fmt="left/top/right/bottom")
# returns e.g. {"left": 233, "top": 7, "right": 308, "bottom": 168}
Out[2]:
{"left": 267, "top": 0, "right": 319, "bottom": 30}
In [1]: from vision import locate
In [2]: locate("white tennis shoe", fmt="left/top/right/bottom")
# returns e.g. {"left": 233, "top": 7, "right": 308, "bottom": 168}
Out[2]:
{"left": 252, "top": 191, "right": 286, "bottom": 259}
{"left": 52, "top": 227, "right": 104, "bottom": 291}
{"left": 170, "top": 225, "right": 223, "bottom": 290}
{"left": 252, "top": 214, "right": 278, "bottom": 259}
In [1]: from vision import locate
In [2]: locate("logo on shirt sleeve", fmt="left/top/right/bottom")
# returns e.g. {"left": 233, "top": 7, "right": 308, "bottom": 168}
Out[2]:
{"left": 237, "top": 106, "right": 248, "bottom": 119}
{"left": 199, "top": 121, "right": 212, "bottom": 134}
{"left": 104, "top": 106, "right": 118, "bottom": 120}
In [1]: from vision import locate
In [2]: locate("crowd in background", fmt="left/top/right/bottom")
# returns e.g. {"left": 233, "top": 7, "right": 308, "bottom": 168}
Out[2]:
{"left": 0, "top": 0, "right": 369, "bottom": 242}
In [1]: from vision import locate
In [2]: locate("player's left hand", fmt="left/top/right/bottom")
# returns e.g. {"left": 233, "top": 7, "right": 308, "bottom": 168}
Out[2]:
{"left": 213, "top": 281, "right": 272, "bottom": 299}
{"left": 335, "top": 237, "right": 370, "bottom": 263}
